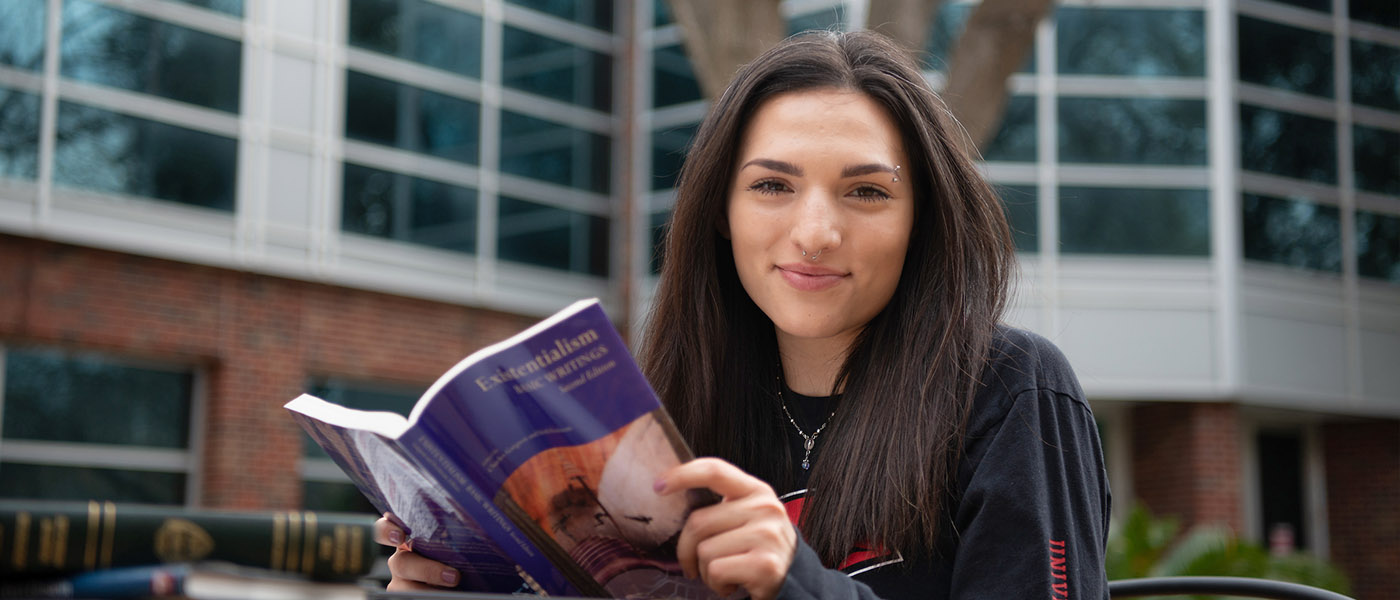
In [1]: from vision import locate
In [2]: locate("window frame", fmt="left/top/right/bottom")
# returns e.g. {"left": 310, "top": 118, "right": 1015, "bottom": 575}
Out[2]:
{"left": 0, "top": 344, "right": 207, "bottom": 506}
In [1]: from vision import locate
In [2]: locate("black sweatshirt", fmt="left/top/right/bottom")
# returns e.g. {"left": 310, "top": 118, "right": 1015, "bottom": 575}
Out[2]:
{"left": 774, "top": 327, "right": 1111, "bottom": 600}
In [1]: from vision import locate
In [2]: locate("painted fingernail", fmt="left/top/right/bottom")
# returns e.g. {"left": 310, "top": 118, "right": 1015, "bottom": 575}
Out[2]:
{"left": 653, "top": 478, "right": 667, "bottom": 493}
{"left": 387, "top": 528, "right": 403, "bottom": 545}
{"left": 441, "top": 568, "right": 459, "bottom": 586}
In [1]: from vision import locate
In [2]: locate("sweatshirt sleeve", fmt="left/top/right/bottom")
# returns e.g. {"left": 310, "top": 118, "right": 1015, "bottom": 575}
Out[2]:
{"left": 775, "top": 533, "right": 884, "bottom": 600}
{"left": 949, "top": 388, "right": 1111, "bottom": 600}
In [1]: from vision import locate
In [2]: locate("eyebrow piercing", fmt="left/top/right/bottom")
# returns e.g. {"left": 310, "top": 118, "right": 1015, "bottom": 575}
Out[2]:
{"left": 892, "top": 165, "right": 901, "bottom": 183}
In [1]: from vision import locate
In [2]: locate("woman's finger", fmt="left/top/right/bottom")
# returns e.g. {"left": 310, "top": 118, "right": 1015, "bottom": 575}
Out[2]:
{"left": 385, "top": 577, "right": 450, "bottom": 592}
{"left": 373, "top": 513, "right": 407, "bottom": 548}
{"left": 676, "top": 492, "right": 784, "bottom": 577}
{"left": 385, "top": 547, "right": 460, "bottom": 588}
{"left": 691, "top": 514, "right": 795, "bottom": 592}
{"left": 657, "top": 457, "right": 767, "bottom": 500}
{"left": 702, "top": 552, "right": 789, "bottom": 600}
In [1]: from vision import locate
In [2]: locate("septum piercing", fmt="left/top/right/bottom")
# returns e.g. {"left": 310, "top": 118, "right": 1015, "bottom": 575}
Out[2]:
{"left": 801, "top": 249, "right": 822, "bottom": 261}
{"left": 892, "top": 165, "right": 901, "bottom": 183}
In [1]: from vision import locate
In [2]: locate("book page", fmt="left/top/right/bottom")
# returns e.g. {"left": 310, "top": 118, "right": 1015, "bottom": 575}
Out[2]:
{"left": 289, "top": 398, "right": 527, "bottom": 593}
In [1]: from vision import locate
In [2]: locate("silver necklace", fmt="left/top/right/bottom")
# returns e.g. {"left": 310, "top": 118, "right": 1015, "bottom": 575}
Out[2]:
{"left": 776, "top": 385, "right": 837, "bottom": 470}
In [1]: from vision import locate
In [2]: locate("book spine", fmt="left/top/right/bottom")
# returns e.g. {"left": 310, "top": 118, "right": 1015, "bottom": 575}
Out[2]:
{"left": 397, "top": 427, "right": 578, "bottom": 596}
{"left": 0, "top": 501, "right": 377, "bottom": 581}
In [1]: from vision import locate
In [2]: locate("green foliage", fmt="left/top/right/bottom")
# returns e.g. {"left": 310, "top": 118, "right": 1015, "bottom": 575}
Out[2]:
{"left": 1106, "top": 503, "right": 1351, "bottom": 598}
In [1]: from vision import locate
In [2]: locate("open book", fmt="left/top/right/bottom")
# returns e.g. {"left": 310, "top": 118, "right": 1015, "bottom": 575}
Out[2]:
{"left": 285, "top": 299, "right": 717, "bottom": 598}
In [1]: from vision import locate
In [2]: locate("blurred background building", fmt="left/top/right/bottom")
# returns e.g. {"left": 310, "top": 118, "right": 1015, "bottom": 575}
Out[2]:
{"left": 0, "top": 0, "right": 1395, "bottom": 596}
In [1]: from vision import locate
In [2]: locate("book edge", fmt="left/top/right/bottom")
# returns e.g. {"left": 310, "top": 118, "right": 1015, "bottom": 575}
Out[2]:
{"left": 407, "top": 298, "right": 601, "bottom": 424}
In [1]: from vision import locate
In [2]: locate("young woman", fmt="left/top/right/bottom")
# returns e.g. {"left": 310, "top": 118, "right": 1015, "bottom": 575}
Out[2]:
{"left": 377, "top": 30, "right": 1110, "bottom": 600}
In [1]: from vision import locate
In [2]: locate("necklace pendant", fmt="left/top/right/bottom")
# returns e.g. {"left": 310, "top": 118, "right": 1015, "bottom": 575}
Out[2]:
{"left": 801, "top": 458, "right": 811, "bottom": 470}
{"left": 804, "top": 437, "right": 815, "bottom": 451}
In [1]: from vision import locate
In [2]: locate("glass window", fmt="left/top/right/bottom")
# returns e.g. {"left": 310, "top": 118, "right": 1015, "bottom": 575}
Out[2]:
{"left": 500, "top": 111, "right": 610, "bottom": 193}
{"left": 1257, "top": 431, "right": 1310, "bottom": 552}
{"left": 1059, "top": 187, "right": 1210, "bottom": 256}
{"left": 1350, "top": 0, "right": 1399, "bottom": 28}
{"left": 342, "top": 163, "right": 478, "bottom": 253}
{"left": 0, "top": 462, "right": 186, "bottom": 503}
{"left": 1239, "top": 105, "right": 1337, "bottom": 184}
{"left": 653, "top": 0, "right": 673, "bottom": 27}
{"left": 0, "top": 88, "right": 41, "bottom": 180}
{"left": 996, "top": 185, "right": 1038, "bottom": 253}
{"left": 174, "top": 0, "right": 243, "bottom": 16}
{"left": 54, "top": 102, "right": 238, "bottom": 211}
{"left": 1237, "top": 16, "right": 1333, "bottom": 99}
{"left": 1272, "top": 0, "right": 1330, "bottom": 13}
{"left": 1357, "top": 210, "right": 1400, "bottom": 283}
{"left": 1057, "top": 8, "right": 1204, "bottom": 77}
{"left": 344, "top": 70, "right": 480, "bottom": 165}
{"left": 1, "top": 348, "right": 193, "bottom": 505}
{"left": 788, "top": 6, "right": 846, "bottom": 35}
{"left": 502, "top": 25, "right": 612, "bottom": 111}
{"left": 1059, "top": 97, "right": 1207, "bottom": 165}
{"left": 1354, "top": 124, "right": 1400, "bottom": 196}
{"left": 1350, "top": 39, "right": 1400, "bottom": 112}
{"left": 652, "top": 123, "right": 697, "bottom": 191}
{"left": 653, "top": 43, "right": 703, "bottom": 108}
{"left": 926, "top": 2, "right": 1034, "bottom": 73}
{"left": 60, "top": 0, "right": 242, "bottom": 113}
{"left": 0, "top": 0, "right": 45, "bottom": 71}
{"left": 348, "top": 0, "right": 482, "bottom": 78}
{"left": 1242, "top": 193, "right": 1341, "bottom": 272}
{"left": 4, "top": 348, "right": 192, "bottom": 447}
{"left": 498, "top": 197, "right": 609, "bottom": 276}
{"left": 508, "top": 0, "right": 613, "bottom": 31}
{"left": 981, "top": 96, "right": 1036, "bottom": 163}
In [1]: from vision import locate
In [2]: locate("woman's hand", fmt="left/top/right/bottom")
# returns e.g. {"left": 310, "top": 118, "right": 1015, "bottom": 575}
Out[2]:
{"left": 656, "top": 458, "right": 797, "bottom": 600}
{"left": 373, "top": 514, "right": 461, "bottom": 591}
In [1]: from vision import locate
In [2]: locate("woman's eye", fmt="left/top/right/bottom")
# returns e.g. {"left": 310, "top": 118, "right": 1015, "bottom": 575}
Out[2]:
{"left": 851, "top": 185, "right": 891, "bottom": 201}
{"left": 748, "top": 180, "right": 790, "bottom": 195}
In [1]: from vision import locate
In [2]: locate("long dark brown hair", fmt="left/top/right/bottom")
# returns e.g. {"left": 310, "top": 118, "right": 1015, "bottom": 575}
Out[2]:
{"left": 640, "top": 30, "right": 1015, "bottom": 565}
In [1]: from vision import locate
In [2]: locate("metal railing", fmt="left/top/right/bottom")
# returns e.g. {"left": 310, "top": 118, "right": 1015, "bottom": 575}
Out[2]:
{"left": 1110, "top": 576, "right": 1355, "bottom": 600}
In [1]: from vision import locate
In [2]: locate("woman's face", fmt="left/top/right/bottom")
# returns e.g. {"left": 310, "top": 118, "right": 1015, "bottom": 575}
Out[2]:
{"left": 725, "top": 88, "right": 915, "bottom": 348}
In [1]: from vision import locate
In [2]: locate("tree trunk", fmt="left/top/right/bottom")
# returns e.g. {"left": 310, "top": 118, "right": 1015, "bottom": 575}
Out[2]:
{"left": 942, "top": 0, "right": 1054, "bottom": 154}
{"left": 664, "top": 0, "right": 1055, "bottom": 153}
{"left": 666, "top": 0, "right": 785, "bottom": 99}
{"left": 865, "top": 0, "right": 943, "bottom": 56}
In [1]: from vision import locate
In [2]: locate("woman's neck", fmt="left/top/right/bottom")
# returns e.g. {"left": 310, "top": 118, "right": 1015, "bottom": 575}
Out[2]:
{"left": 776, "top": 329, "right": 858, "bottom": 396}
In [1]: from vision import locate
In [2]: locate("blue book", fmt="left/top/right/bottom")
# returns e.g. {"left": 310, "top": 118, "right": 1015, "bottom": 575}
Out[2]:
{"left": 286, "top": 299, "right": 717, "bottom": 598}
{"left": 0, "top": 563, "right": 366, "bottom": 599}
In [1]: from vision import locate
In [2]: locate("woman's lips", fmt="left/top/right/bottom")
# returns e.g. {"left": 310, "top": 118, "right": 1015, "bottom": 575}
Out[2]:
{"left": 777, "top": 263, "right": 847, "bottom": 292}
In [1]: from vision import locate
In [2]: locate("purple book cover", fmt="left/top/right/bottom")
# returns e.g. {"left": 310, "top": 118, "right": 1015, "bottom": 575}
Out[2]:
{"left": 287, "top": 299, "right": 717, "bottom": 598}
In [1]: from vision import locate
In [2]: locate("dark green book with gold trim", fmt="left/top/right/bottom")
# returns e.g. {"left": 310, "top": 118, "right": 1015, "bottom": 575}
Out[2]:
{"left": 0, "top": 500, "right": 378, "bottom": 581}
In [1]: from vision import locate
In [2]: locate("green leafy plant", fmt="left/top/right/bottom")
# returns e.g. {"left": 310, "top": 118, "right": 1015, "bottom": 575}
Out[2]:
{"left": 1106, "top": 503, "right": 1350, "bottom": 598}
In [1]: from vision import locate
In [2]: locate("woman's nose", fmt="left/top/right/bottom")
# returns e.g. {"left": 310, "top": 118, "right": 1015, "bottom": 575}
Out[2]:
{"left": 790, "top": 192, "right": 842, "bottom": 255}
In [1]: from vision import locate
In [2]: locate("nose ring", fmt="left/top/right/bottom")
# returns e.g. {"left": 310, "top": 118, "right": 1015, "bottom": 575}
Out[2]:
{"left": 802, "top": 249, "right": 822, "bottom": 261}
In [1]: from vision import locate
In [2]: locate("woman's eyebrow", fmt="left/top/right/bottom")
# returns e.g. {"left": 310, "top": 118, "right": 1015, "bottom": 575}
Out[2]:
{"left": 841, "top": 163, "right": 897, "bottom": 178}
{"left": 740, "top": 158, "right": 803, "bottom": 176}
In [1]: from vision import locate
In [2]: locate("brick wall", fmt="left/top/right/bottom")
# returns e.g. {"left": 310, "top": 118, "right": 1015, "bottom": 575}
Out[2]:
{"left": 1130, "top": 402, "right": 1243, "bottom": 532}
{"left": 1323, "top": 420, "right": 1399, "bottom": 600}
{"left": 0, "top": 234, "right": 535, "bottom": 509}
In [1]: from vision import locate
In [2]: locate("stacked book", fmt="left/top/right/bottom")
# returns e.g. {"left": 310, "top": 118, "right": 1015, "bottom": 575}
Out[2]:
{"left": 0, "top": 500, "right": 379, "bottom": 599}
